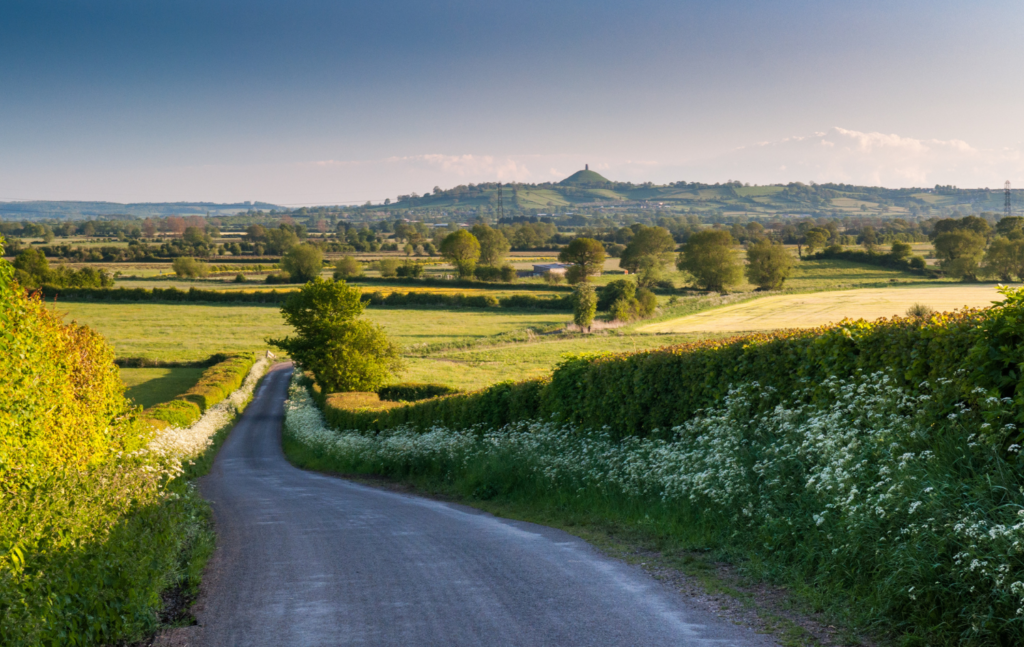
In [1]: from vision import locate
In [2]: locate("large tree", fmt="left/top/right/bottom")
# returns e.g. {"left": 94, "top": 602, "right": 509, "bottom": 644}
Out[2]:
{"left": 677, "top": 229, "right": 742, "bottom": 293}
{"left": 268, "top": 278, "right": 402, "bottom": 392}
{"left": 571, "top": 283, "right": 597, "bottom": 332}
{"left": 281, "top": 244, "right": 324, "bottom": 283}
{"left": 471, "top": 223, "right": 511, "bottom": 266}
{"left": 440, "top": 229, "right": 481, "bottom": 278}
{"left": 983, "top": 236, "right": 1024, "bottom": 282}
{"left": 745, "top": 239, "right": 793, "bottom": 290}
{"left": 558, "top": 237, "right": 606, "bottom": 283}
{"left": 619, "top": 225, "right": 675, "bottom": 288}
{"left": 934, "top": 229, "right": 986, "bottom": 280}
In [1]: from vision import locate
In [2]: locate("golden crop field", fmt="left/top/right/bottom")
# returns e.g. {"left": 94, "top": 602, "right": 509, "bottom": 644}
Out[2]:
{"left": 640, "top": 285, "right": 1012, "bottom": 334}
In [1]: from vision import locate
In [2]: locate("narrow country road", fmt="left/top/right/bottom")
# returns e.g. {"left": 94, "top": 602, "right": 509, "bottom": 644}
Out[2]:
{"left": 191, "top": 362, "right": 776, "bottom": 646}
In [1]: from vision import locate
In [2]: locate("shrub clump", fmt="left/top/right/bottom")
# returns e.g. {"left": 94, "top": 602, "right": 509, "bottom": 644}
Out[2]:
{"left": 143, "top": 353, "right": 256, "bottom": 429}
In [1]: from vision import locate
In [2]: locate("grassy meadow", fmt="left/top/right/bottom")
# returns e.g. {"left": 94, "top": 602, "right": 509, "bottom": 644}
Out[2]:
{"left": 120, "top": 367, "right": 205, "bottom": 408}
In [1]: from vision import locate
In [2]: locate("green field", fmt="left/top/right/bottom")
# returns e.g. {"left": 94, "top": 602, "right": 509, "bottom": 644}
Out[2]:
{"left": 120, "top": 367, "right": 204, "bottom": 409}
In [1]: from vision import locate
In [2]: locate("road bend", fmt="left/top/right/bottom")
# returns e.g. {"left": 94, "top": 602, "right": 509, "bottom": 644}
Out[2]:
{"left": 194, "top": 362, "right": 775, "bottom": 646}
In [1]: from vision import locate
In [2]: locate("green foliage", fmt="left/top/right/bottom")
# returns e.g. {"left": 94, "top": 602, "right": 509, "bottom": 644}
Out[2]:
{"left": 334, "top": 255, "right": 362, "bottom": 279}
{"left": 619, "top": 225, "right": 675, "bottom": 276}
{"left": 635, "top": 287, "right": 657, "bottom": 317}
{"left": 803, "top": 227, "right": 831, "bottom": 254}
{"left": 745, "top": 239, "right": 793, "bottom": 290}
{"left": 807, "top": 246, "right": 932, "bottom": 275}
{"left": 968, "top": 286, "right": 1024, "bottom": 428}
{"left": 377, "top": 258, "right": 400, "bottom": 277}
{"left": 270, "top": 278, "right": 402, "bottom": 392}
{"left": 597, "top": 278, "right": 635, "bottom": 311}
{"left": 440, "top": 229, "right": 481, "bottom": 278}
{"left": 983, "top": 236, "right": 1024, "bottom": 281}
{"left": 396, "top": 260, "right": 424, "bottom": 278}
{"left": 172, "top": 256, "right": 210, "bottom": 279}
{"left": 471, "top": 223, "right": 511, "bottom": 266}
{"left": 143, "top": 354, "right": 255, "bottom": 427}
{"left": 571, "top": 283, "right": 597, "bottom": 330}
{"left": 934, "top": 228, "right": 986, "bottom": 280}
{"left": 280, "top": 243, "right": 323, "bottom": 283}
{"left": 329, "top": 303, "right": 995, "bottom": 439}
{"left": 558, "top": 238, "right": 606, "bottom": 281}
{"left": 0, "top": 236, "right": 207, "bottom": 645}
{"left": 377, "top": 383, "right": 460, "bottom": 402}
{"left": 677, "top": 229, "right": 742, "bottom": 292}
{"left": 13, "top": 248, "right": 113, "bottom": 288}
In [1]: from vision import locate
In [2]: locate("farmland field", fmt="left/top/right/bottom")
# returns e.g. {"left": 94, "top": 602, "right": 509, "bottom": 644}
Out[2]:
{"left": 120, "top": 367, "right": 204, "bottom": 408}
{"left": 641, "top": 284, "right": 1010, "bottom": 333}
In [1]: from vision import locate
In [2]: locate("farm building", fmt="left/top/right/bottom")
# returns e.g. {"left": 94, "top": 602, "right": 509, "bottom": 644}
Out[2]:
{"left": 531, "top": 263, "right": 572, "bottom": 277}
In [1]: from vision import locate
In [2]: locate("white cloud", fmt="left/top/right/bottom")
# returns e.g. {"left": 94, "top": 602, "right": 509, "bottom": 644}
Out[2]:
{"left": 671, "top": 126, "right": 1020, "bottom": 188}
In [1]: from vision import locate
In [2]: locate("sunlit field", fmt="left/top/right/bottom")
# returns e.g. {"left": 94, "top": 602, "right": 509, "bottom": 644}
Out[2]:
{"left": 641, "top": 284, "right": 1011, "bottom": 333}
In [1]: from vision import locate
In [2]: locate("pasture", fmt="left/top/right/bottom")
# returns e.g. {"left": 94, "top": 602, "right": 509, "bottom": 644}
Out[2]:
{"left": 641, "top": 284, "right": 1010, "bottom": 333}
{"left": 120, "top": 367, "right": 204, "bottom": 408}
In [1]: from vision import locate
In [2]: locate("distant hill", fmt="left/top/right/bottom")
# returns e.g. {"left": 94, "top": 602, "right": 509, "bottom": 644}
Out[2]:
{"left": 559, "top": 168, "right": 611, "bottom": 185}
{"left": 0, "top": 200, "right": 285, "bottom": 221}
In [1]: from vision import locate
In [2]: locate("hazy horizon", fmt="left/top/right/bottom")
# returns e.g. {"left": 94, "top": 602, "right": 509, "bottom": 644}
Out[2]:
{"left": 4, "top": 1, "right": 1022, "bottom": 205}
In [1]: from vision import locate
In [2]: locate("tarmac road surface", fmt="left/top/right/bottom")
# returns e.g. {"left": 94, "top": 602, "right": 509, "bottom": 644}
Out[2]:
{"left": 193, "top": 362, "right": 776, "bottom": 646}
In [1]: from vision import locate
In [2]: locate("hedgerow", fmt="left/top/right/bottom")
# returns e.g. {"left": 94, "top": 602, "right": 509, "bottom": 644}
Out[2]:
{"left": 0, "top": 235, "right": 269, "bottom": 645}
{"left": 329, "top": 306, "right": 989, "bottom": 438}
{"left": 39, "top": 285, "right": 574, "bottom": 310}
{"left": 143, "top": 354, "right": 255, "bottom": 429}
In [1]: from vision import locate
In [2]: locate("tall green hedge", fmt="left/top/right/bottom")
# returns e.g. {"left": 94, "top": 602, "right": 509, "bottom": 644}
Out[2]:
{"left": 327, "top": 308, "right": 991, "bottom": 439}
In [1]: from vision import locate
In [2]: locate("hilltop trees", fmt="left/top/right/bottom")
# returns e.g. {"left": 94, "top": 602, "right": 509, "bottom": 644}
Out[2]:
{"left": 745, "top": 239, "right": 793, "bottom": 290}
{"left": 677, "top": 230, "right": 742, "bottom": 293}
{"left": 559, "top": 238, "right": 606, "bottom": 283}
{"left": 268, "top": 278, "right": 402, "bottom": 392}
{"left": 440, "top": 230, "right": 481, "bottom": 278}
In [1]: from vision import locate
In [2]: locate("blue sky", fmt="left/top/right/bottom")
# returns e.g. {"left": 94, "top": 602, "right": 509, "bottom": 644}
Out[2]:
{"left": 2, "top": 0, "right": 1022, "bottom": 204}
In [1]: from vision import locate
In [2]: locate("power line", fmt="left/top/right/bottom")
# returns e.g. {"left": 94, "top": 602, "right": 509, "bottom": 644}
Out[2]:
{"left": 1006, "top": 180, "right": 1012, "bottom": 218}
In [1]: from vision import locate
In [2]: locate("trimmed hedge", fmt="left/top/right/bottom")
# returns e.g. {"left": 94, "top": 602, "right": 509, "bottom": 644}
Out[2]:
{"left": 377, "top": 383, "right": 460, "bottom": 402}
{"left": 144, "top": 353, "right": 255, "bottom": 428}
{"left": 325, "top": 308, "right": 990, "bottom": 439}
{"left": 364, "top": 290, "right": 571, "bottom": 310}
{"left": 39, "top": 285, "right": 574, "bottom": 310}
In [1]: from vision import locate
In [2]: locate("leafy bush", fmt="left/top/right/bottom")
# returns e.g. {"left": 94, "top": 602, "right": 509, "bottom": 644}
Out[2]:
{"left": 144, "top": 353, "right": 255, "bottom": 428}
{"left": 172, "top": 256, "right": 209, "bottom": 279}
{"left": 329, "top": 302, "right": 998, "bottom": 438}
{"left": 597, "top": 279, "right": 635, "bottom": 311}
{"left": 0, "top": 237, "right": 208, "bottom": 645}
{"left": 265, "top": 272, "right": 292, "bottom": 284}
{"left": 377, "top": 383, "right": 459, "bottom": 401}
{"left": 396, "top": 261, "right": 424, "bottom": 278}
{"left": 377, "top": 258, "right": 399, "bottom": 277}
{"left": 808, "top": 246, "right": 934, "bottom": 276}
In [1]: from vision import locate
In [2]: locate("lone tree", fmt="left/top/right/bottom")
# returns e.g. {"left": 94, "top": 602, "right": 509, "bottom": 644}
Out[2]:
{"left": 745, "top": 239, "right": 794, "bottom": 290}
{"left": 934, "top": 229, "right": 986, "bottom": 280}
{"left": 440, "top": 229, "right": 481, "bottom": 278}
{"left": 859, "top": 225, "right": 878, "bottom": 253}
{"left": 333, "top": 255, "right": 362, "bottom": 279}
{"left": 281, "top": 244, "right": 323, "bottom": 283}
{"left": 619, "top": 225, "right": 676, "bottom": 288}
{"left": 677, "top": 230, "right": 742, "bottom": 293}
{"left": 571, "top": 283, "right": 597, "bottom": 332}
{"left": 559, "top": 237, "right": 606, "bottom": 283}
{"left": 471, "top": 223, "right": 511, "bottom": 266}
{"left": 803, "top": 227, "right": 831, "bottom": 254}
{"left": 268, "top": 278, "right": 403, "bottom": 392}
